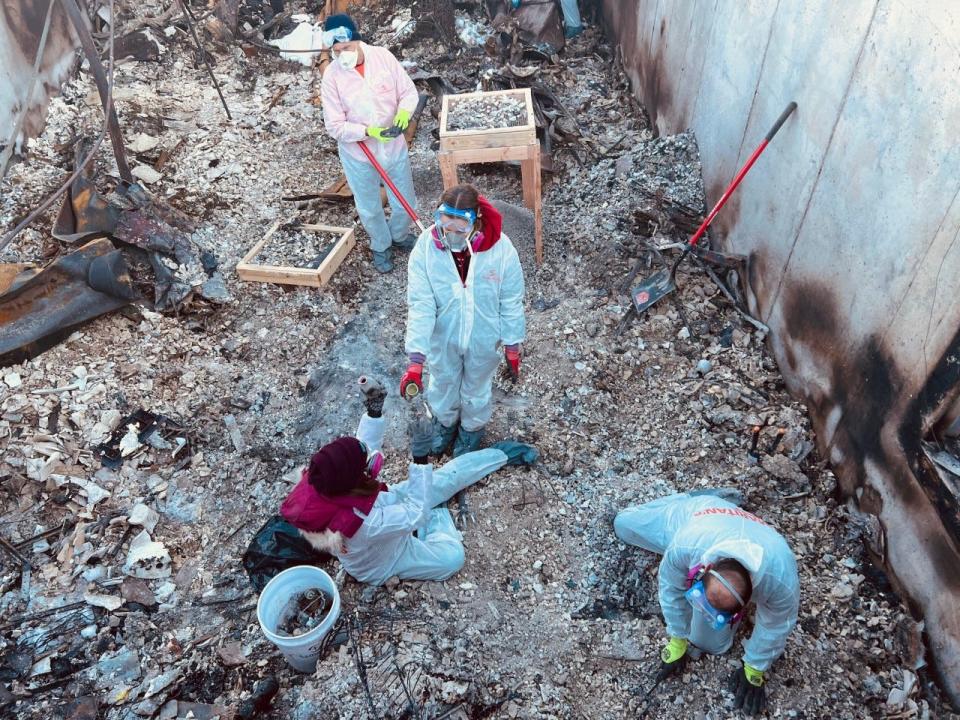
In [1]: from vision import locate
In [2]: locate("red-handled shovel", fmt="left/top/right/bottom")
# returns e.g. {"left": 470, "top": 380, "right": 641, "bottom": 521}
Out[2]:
{"left": 358, "top": 141, "right": 427, "bottom": 233}
{"left": 630, "top": 102, "right": 797, "bottom": 314}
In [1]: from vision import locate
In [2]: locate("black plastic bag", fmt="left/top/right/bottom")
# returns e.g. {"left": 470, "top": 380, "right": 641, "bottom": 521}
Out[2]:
{"left": 242, "top": 515, "right": 331, "bottom": 593}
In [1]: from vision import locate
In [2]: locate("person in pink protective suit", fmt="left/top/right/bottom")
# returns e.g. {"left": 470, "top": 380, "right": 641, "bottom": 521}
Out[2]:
{"left": 279, "top": 380, "right": 537, "bottom": 586}
{"left": 320, "top": 13, "right": 419, "bottom": 273}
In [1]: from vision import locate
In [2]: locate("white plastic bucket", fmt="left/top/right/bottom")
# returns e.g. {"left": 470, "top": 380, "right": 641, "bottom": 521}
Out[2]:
{"left": 256, "top": 566, "right": 341, "bottom": 672}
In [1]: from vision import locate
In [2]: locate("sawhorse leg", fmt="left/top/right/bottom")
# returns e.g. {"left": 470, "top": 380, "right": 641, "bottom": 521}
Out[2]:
{"left": 438, "top": 152, "right": 459, "bottom": 190}
{"left": 521, "top": 143, "right": 543, "bottom": 264}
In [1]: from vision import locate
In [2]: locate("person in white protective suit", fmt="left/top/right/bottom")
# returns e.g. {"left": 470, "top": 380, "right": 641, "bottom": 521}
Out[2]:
{"left": 279, "top": 382, "right": 537, "bottom": 585}
{"left": 400, "top": 183, "right": 526, "bottom": 458}
{"left": 613, "top": 491, "right": 800, "bottom": 716}
{"left": 319, "top": 13, "right": 419, "bottom": 273}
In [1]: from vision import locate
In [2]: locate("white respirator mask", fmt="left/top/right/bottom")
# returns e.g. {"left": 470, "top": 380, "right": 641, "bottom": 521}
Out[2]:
{"left": 333, "top": 49, "right": 359, "bottom": 70}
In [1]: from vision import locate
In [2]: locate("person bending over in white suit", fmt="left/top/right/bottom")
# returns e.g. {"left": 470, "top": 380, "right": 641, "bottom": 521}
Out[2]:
{"left": 279, "top": 380, "right": 537, "bottom": 586}
{"left": 614, "top": 490, "right": 800, "bottom": 716}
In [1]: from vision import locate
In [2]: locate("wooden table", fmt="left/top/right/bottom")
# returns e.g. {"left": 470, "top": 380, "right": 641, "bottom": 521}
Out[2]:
{"left": 438, "top": 88, "right": 543, "bottom": 264}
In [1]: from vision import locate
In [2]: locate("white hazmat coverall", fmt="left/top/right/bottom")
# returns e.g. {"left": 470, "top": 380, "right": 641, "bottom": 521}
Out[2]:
{"left": 320, "top": 43, "right": 419, "bottom": 253}
{"left": 337, "top": 414, "right": 509, "bottom": 585}
{"left": 404, "top": 229, "right": 525, "bottom": 431}
{"left": 613, "top": 492, "right": 800, "bottom": 671}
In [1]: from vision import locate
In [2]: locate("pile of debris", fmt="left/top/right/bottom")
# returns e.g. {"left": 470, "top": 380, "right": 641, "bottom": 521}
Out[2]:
{"left": 0, "top": 1, "right": 956, "bottom": 719}
{"left": 446, "top": 93, "right": 527, "bottom": 131}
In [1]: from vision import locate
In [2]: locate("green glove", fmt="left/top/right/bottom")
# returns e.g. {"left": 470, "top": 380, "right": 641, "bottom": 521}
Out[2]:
{"left": 655, "top": 637, "right": 688, "bottom": 682}
{"left": 392, "top": 108, "right": 412, "bottom": 130}
{"left": 366, "top": 126, "right": 391, "bottom": 142}
{"left": 660, "top": 636, "right": 688, "bottom": 664}
{"left": 744, "top": 663, "right": 764, "bottom": 686}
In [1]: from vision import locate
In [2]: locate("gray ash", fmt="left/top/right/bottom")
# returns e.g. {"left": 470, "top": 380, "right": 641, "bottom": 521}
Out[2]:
{"left": 256, "top": 229, "right": 338, "bottom": 269}
{"left": 447, "top": 95, "right": 526, "bottom": 131}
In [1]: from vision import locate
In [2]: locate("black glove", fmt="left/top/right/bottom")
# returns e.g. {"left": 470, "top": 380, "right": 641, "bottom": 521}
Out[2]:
{"left": 409, "top": 416, "right": 434, "bottom": 462}
{"left": 360, "top": 377, "right": 387, "bottom": 418}
{"left": 729, "top": 665, "right": 767, "bottom": 715}
{"left": 655, "top": 653, "right": 687, "bottom": 683}
{"left": 490, "top": 440, "right": 539, "bottom": 466}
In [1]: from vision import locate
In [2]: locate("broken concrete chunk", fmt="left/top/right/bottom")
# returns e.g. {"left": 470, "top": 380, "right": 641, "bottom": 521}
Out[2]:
{"left": 121, "top": 577, "right": 157, "bottom": 606}
{"left": 84, "top": 591, "right": 124, "bottom": 611}
{"left": 128, "top": 502, "right": 159, "bottom": 533}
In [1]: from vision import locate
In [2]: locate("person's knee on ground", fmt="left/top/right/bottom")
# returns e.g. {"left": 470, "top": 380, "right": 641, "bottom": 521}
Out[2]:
{"left": 432, "top": 541, "right": 466, "bottom": 579}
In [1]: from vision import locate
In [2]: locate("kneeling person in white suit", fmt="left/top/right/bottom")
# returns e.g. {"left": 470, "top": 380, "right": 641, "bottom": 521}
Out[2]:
{"left": 280, "top": 385, "right": 537, "bottom": 586}
{"left": 614, "top": 491, "right": 800, "bottom": 716}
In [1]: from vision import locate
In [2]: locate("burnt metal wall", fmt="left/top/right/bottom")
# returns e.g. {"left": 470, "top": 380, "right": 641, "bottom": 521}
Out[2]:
{"left": 602, "top": 0, "right": 960, "bottom": 702}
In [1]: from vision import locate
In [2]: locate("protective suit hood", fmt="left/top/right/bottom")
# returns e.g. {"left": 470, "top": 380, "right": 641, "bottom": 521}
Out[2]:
{"left": 702, "top": 539, "right": 765, "bottom": 576}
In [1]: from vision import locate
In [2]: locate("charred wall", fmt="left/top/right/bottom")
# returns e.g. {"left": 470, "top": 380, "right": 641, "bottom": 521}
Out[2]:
{"left": 0, "top": 0, "right": 79, "bottom": 153}
{"left": 601, "top": 0, "right": 960, "bottom": 703}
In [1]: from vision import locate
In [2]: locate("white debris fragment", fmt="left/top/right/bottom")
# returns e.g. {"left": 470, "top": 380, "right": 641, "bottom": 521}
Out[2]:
{"left": 30, "top": 656, "right": 52, "bottom": 676}
{"left": 123, "top": 530, "right": 172, "bottom": 579}
{"left": 73, "top": 477, "right": 111, "bottom": 507}
{"left": 84, "top": 591, "right": 124, "bottom": 611}
{"left": 126, "top": 133, "right": 160, "bottom": 153}
{"left": 128, "top": 502, "right": 159, "bottom": 533}
{"left": 3, "top": 372, "right": 22, "bottom": 388}
{"left": 131, "top": 164, "right": 162, "bottom": 184}
{"left": 119, "top": 424, "right": 143, "bottom": 457}
{"left": 455, "top": 13, "right": 491, "bottom": 46}
{"left": 268, "top": 17, "right": 325, "bottom": 67}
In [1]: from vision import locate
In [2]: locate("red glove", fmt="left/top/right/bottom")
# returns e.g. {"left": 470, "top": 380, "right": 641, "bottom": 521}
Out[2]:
{"left": 504, "top": 346, "right": 521, "bottom": 381}
{"left": 400, "top": 363, "right": 423, "bottom": 398}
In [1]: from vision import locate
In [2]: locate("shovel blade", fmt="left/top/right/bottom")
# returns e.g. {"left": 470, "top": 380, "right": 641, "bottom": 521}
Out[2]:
{"left": 631, "top": 268, "right": 675, "bottom": 314}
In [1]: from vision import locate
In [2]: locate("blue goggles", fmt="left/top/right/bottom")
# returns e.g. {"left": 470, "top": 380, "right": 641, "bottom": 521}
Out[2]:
{"left": 434, "top": 204, "right": 477, "bottom": 232}
{"left": 685, "top": 575, "right": 745, "bottom": 630}
{"left": 322, "top": 26, "right": 353, "bottom": 48}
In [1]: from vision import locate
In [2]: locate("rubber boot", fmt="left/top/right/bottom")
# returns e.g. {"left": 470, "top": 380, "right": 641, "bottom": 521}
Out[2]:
{"left": 432, "top": 418, "right": 458, "bottom": 456}
{"left": 372, "top": 249, "right": 394, "bottom": 273}
{"left": 452, "top": 426, "right": 485, "bottom": 458}
{"left": 392, "top": 232, "right": 417, "bottom": 250}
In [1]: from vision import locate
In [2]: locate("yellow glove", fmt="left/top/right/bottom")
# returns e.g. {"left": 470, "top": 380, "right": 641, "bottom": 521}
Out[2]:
{"left": 392, "top": 108, "right": 412, "bottom": 130}
{"left": 743, "top": 662, "right": 764, "bottom": 686}
{"left": 655, "top": 637, "right": 689, "bottom": 682}
{"left": 660, "top": 636, "right": 689, "bottom": 664}
{"left": 366, "top": 126, "right": 391, "bottom": 143}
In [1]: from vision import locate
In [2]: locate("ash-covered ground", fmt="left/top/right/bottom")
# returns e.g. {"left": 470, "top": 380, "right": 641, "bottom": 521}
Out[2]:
{"left": 0, "top": 1, "right": 955, "bottom": 719}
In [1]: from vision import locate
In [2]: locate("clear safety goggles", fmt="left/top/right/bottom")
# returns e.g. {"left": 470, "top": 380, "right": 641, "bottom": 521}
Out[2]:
{"left": 685, "top": 579, "right": 741, "bottom": 630}
{"left": 434, "top": 204, "right": 476, "bottom": 234}
{"left": 322, "top": 26, "right": 353, "bottom": 48}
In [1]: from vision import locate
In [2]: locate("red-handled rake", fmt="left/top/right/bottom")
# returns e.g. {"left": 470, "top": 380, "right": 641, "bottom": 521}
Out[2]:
{"left": 629, "top": 102, "right": 797, "bottom": 316}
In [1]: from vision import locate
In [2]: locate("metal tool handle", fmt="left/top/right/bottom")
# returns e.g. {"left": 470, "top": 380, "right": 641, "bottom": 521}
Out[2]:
{"left": 765, "top": 102, "right": 797, "bottom": 141}
{"left": 357, "top": 142, "right": 427, "bottom": 233}
{"left": 685, "top": 101, "right": 798, "bottom": 250}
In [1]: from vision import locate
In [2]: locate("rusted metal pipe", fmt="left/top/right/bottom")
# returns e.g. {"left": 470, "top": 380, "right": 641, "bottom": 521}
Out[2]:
{"left": 60, "top": 0, "right": 133, "bottom": 182}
